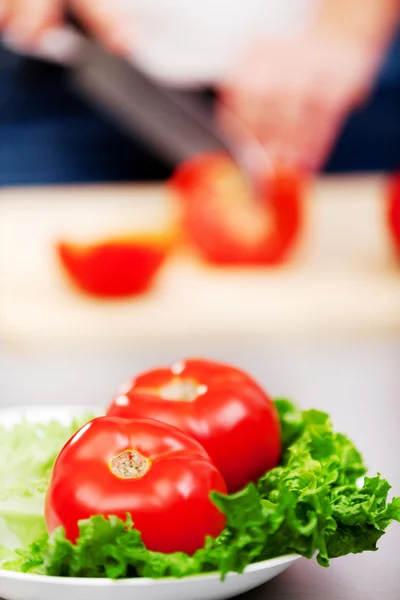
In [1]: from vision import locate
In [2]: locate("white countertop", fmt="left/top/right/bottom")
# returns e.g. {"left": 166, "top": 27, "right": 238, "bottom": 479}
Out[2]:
{"left": 0, "top": 176, "right": 399, "bottom": 349}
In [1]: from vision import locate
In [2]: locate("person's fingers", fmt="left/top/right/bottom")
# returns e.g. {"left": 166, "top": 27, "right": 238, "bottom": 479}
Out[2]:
{"left": 221, "top": 77, "right": 354, "bottom": 173}
{"left": 0, "top": 0, "right": 10, "bottom": 28}
{"left": 1, "top": 0, "right": 63, "bottom": 48}
{"left": 220, "top": 87, "right": 262, "bottom": 140}
{"left": 237, "top": 95, "right": 310, "bottom": 170}
{"left": 294, "top": 77, "right": 355, "bottom": 170}
{"left": 220, "top": 33, "right": 378, "bottom": 173}
{"left": 259, "top": 103, "right": 342, "bottom": 173}
{"left": 221, "top": 65, "right": 309, "bottom": 163}
{"left": 298, "top": 102, "right": 346, "bottom": 171}
{"left": 70, "top": 0, "right": 135, "bottom": 56}
{"left": 219, "top": 93, "right": 301, "bottom": 176}
{"left": 221, "top": 80, "right": 289, "bottom": 150}
{"left": 257, "top": 96, "right": 303, "bottom": 156}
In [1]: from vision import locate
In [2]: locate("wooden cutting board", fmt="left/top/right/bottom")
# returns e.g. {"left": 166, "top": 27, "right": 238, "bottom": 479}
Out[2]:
{"left": 0, "top": 177, "right": 399, "bottom": 349}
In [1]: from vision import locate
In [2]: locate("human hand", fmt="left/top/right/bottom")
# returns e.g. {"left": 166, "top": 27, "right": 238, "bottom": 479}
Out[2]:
{"left": 0, "top": 0, "right": 134, "bottom": 56}
{"left": 219, "top": 33, "right": 384, "bottom": 173}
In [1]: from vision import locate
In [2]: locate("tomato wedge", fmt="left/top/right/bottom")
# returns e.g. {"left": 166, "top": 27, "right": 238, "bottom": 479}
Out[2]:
{"left": 107, "top": 358, "right": 281, "bottom": 493}
{"left": 45, "top": 417, "right": 227, "bottom": 555}
{"left": 56, "top": 234, "right": 172, "bottom": 298}
{"left": 387, "top": 173, "right": 400, "bottom": 259}
{"left": 169, "top": 153, "right": 304, "bottom": 266}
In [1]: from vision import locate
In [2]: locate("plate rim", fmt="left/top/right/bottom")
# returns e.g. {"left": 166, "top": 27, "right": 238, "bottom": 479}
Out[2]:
{"left": 0, "top": 554, "right": 300, "bottom": 586}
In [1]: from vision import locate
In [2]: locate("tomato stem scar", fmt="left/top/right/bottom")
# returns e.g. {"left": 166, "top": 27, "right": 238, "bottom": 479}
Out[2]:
{"left": 159, "top": 378, "right": 208, "bottom": 402}
{"left": 109, "top": 449, "right": 151, "bottom": 479}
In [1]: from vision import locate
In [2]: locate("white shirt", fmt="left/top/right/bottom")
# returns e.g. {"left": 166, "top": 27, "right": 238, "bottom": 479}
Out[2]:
{"left": 122, "top": 0, "right": 321, "bottom": 85}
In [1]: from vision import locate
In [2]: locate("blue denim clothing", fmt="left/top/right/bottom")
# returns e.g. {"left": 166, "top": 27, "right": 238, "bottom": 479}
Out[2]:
{"left": 325, "top": 31, "right": 400, "bottom": 173}
{"left": 1, "top": 31, "right": 400, "bottom": 187}
{"left": 0, "top": 50, "right": 171, "bottom": 186}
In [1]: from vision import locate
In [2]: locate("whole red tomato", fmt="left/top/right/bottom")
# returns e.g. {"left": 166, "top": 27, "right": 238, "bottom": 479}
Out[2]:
{"left": 56, "top": 234, "right": 172, "bottom": 299}
{"left": 45, "top": 417, "right": 226, "bottom": 555}
{"left": 107, "top": 358, "right": 281, "bottom": 493}
{"left": 387, "top": 174, "right": 400, "bottom": 258}
{"left": 169, "top": 153, "right": 304, "bottom": 266}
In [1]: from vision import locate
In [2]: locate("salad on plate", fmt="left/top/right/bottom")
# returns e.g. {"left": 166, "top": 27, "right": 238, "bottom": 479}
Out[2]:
{"left": 1, "top": 358, "right": 399, "bottom": 582}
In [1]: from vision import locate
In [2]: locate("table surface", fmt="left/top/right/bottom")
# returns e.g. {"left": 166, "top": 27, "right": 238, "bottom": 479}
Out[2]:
{"left": 1, "top": 176, "right": 400, "bottom": 349}
{"left": 1, "top": 337, "right": 399, "bottom": 600}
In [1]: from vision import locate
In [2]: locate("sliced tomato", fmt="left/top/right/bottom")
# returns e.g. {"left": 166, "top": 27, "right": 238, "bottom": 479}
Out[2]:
{"left": 56, "top": 234, "right": 172, "bottom": 298}
{"left": 107, "top": 358, "right": 281, "bottom": 493}
{"left": 169, "top": 153, "right": 304, "bottom": 266}
{"left": 45, "top": 417, "right": 227, "bottom": 555}
{"left": 387, "top": 173, "right": 400, "bottom": 258}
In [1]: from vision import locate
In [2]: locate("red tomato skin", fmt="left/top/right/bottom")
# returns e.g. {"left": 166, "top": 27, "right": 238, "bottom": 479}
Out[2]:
{"left": 169, "top": 153, "right": 304, "bottom": 266}
{"left": 108, "top": 359, "right": 281, "bottom": 493}
{"left": 45, "top": 417, "right": 227, "bottom": 555}
{"left": 57, "top": 238, "right": 169, "bottom": 298}
{"left": 387, "top": 174, "right": 400, "bottom": 258}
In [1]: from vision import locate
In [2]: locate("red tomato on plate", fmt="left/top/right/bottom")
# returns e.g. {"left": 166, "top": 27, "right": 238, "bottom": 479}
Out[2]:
{"left": 169, "top": 153, "right": 304, "bottom": 266}
{"left": 45, "top": 417, "right": 226, "bottom": 555}
{"left": 107, "top": 358, "right": 281, "bottom": 493}
{"left": 387, "top": 174, "right": 400, "bottom": 258}
{"left": 56, "top": 234, "right": 172, "bottom": 299}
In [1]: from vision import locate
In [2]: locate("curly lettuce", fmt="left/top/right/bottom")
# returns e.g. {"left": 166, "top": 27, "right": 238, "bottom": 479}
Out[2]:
{"left": 1, "top": 402, "right": 399, "bottom": 579}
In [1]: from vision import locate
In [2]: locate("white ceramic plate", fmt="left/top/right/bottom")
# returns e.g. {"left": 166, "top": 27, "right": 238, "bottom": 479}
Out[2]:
{"left": 0, "top": 405, "right": 300, "bottom": 600}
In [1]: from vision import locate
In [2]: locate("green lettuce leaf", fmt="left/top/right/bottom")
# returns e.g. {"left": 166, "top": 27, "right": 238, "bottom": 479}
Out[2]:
{"left": 0, "top": 415, "right": 93, "bottom": 566}
{"left": 5, "top": 401, "right": 398, "bottom": 579}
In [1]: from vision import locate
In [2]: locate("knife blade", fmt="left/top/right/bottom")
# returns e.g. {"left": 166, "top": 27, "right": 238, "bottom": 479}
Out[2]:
{"left": 4, "top": 26, "right": 272, "bottom": 182}
{"left": 19, "top": 28, "right": 234, "bottom": 167}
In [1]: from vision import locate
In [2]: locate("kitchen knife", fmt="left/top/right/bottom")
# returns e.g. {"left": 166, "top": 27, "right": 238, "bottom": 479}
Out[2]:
{"left": 7, "top": 26, "right": 271, "bottom": 179}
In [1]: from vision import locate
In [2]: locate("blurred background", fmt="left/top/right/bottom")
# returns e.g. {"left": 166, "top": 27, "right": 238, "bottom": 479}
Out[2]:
{"left": 0, "top": 0, "right": 400, "bottom": 471}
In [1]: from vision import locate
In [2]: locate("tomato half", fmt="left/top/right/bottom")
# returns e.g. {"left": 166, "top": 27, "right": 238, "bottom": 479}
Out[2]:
{"left": 107, "top": 358, "right": 281, "bottom": 493}
{"left": 387, "top": 173, "right": 400, "bottom": 259}
{"left": 56, "top": 234, "right": 172, "bottom": 298}
{"left": 45, "top": 417, "right": 227, "bottom": 555}
{"left": 169, "top": 153, "right": 304, "bottom": 266}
